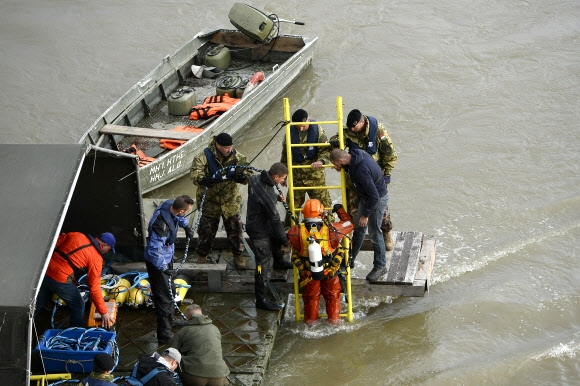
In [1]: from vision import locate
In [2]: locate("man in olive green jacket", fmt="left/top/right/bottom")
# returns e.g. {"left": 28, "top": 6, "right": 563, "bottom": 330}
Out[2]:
{"left": 190, "top": 133, "right": 252, "bottom": 268}
{"left": 169, "top": 304, "right": 229, "bottom": 386}
{"left": 329, "top": 109, "right": 398, "bottom": 250}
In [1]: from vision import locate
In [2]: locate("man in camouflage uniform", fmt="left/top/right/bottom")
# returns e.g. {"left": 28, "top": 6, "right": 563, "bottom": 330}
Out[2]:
{"left": 330, "top": 109, "right": 398, "bottom": 250}
{"left": 190, "top": 133, "right": 253, "bottom": 269}
{"left": 281, "top": 109, "right": 333, "bottom": 228}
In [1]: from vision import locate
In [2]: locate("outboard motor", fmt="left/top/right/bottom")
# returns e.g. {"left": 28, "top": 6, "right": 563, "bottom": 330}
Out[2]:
{"left": 228, "top": 2, "right": 304, "bottom": 44}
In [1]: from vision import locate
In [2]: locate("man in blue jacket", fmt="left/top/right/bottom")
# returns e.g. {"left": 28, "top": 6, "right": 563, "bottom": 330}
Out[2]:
{"left": 329, "top": 149, "right": 389, "bottom": 281}
{"left": 145, "top": 195, "right": 195, "bottom": 344}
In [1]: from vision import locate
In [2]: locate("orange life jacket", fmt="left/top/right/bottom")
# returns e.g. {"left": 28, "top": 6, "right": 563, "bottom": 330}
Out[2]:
{"left": 159, "top": 125, "right": 204, "bottom": 150}
{"left": 125, "top": 144, "right": 156, "bottom": 167}
{"left": 189, "top": 94, "right": 240, "bottom": 120}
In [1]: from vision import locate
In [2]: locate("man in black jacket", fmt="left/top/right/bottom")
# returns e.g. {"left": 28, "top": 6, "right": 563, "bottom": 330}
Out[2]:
{"left": 132, "top": 348, "right": 181, "bottom": 385}
{"left": 245, "top": 162, "right": 292, "bottom": 311}
{"left": 330, "top": 148, "right": 389, "bottom": 282}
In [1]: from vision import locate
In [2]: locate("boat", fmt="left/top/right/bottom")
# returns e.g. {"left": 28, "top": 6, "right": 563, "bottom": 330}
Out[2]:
{"left": 79, "top": 3, "right": 317, "bottom": 194}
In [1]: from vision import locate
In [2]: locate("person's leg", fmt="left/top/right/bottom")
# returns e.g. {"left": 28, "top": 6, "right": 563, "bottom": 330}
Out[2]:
{"left": 272, "top": 237, "right": 292, "bottom": 270}
{"left": 350, "top": 199, "right": 368, "bottom": 264}
{"left": 223, "top": 213, "right": 246, "bottom": 268}
{"left": 146, "top": 261, "right": 173, "bottom": 342}
{"left": 251, "top": 238, "right": 279, "bottom": 311}
{"left": 302, "top": 279, "right": 321, "bottom": 325}
{"left": 368, "top": 194, "right": 388, "bottom": 269}
{"left": 381, "top": 205, "right": 394, "bottom": 251}
{"left": 45, "top": 277, "right": 86, "bottom": 327}
{"left": 34, "top": 277, "right": 52, "bottom": 319}
{"left": 195, "top": 215, "right": 220, "bottom": 261}
{"left": 321, "top": 276, "right": 342, "bottom": 325}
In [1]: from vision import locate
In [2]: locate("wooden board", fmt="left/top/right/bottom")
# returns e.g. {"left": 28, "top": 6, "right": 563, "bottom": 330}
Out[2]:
{"left": 100, "top": 124, "right": 199, "bottom": 140}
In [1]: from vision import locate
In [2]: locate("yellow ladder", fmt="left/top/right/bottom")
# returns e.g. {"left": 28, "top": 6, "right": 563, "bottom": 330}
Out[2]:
{"left": 282, "top": 96, "right": 354, "bottom": 322}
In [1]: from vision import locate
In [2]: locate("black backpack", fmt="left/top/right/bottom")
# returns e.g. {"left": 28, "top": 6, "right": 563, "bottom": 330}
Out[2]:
{"left": 120, "top": 362, "right": 169, "bottom": 385}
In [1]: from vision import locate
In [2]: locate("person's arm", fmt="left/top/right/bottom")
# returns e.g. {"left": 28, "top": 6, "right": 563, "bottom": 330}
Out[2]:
{"left": 86, "top": 253, "right": 114, "bottom": 327}
{"left": 376, "top": 123, "right": 398, "bottom": 176}
{"left": 316, "top": 126, "right": 331, "bottom": 165}
{"left": 356, "top": 166, "right": 380, "bottom": 219}
{"left": 190, "top": 153, "right": 209, "bottom": 186}
{"left": 145, "top": 231, "right": 171, "bottom": 270}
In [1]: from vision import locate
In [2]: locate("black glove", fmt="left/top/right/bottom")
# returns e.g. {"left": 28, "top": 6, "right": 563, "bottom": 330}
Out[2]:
{"left": 329, "top": 139, "right": 340, "bottom": 148}
{"left": 332, "top": 203, "right": 344, "bottom": 213}
{"left": 234, "top": 174, "right": 248, "bottom": 183}
{"left": 384, "top": 175, "right": 391, "bottom": 185}
{"left": 183, "top": 226, "right": 194, "bottom": 240}
{"left": 349, "top": 257, "right": 356, "bottom": 269}
{"left": 163, "top": 269, "right": 176, "bottom": 277}
{"left": 225, "top": 166, "right": 236, "bottom": 180}
{"left": 201, "top": 176, "right": 216, "bottom": 187}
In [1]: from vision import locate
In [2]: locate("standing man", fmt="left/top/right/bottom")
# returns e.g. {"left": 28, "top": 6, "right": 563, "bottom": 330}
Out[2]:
{"left": 78, "top": 353, "right": 116, "bottom": 386}
{"left": 190, "top": 133, "right": 252, "bottom": 269}
{"left": 246, "top": 162, "right": 293, "bottom": 311}
{"left": 145, "top": 195, "right": 195, "bottom": 345}
{"left": 330, "top": 109, "right": 398, "bottom": 250}
{"left": 287, "top": 199, "right": 354, "bottom": 325}
{"left": 169, "top": 304, "right": 229, "bottom": 386}
{"left": 34, "top": 232, "right": 116, "bottom": 328}
{"left": 280, "top": 109, "right": 333, "bottom": 227}
{"left": 329, "top": 149, "right": 389, "bottom": 282}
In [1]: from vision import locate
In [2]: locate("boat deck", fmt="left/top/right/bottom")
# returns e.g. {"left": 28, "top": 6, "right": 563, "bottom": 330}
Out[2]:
{"left": 114, "top": 58, "right": 281, "bottom": 160}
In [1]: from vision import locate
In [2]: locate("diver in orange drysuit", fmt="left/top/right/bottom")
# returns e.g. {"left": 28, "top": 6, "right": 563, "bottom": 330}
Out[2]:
{"left": 287, "top": 199, "right": 354, "bottom": 325}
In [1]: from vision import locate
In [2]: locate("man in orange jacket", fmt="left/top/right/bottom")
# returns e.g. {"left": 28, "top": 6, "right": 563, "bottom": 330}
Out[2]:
{"left": 34, "top": 232, "right": 116, "bottom": 328}
{"left": 287, "top": 199, "right": 354, "bottom": 325}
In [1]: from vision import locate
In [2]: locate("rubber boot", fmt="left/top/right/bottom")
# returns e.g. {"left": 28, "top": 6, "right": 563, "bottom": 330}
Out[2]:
{"left": 322, "top": 276, "right": 342, "bottom": 325}
{"left": 255, "top": 273, "right": 280, "bottom": 311}
{"left": 384, "top": 230, "right": 394, "bottom": 252}
{"left": 303, "top": 279, "right": 321, "bottom": 325}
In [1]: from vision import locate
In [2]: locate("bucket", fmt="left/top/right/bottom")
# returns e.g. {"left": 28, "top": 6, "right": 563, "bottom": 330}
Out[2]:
{"left": 216, "top": 75, "right": 243, "bottom": 97}
{"left": 235, "top": 78, "right": 249, "bottom": 98}
{"left": 168, "top": 88, "right": 196, "bottom": 116}
{"left": 205, "top": 44, "right": 231, "bottom": 70}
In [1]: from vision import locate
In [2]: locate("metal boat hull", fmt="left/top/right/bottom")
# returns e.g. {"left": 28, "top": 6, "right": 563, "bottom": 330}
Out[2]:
{"left": 79, "top": 29, "right": 317, "bottom": 193}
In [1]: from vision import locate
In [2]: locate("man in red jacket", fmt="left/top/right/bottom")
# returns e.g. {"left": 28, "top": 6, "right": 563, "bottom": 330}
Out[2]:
{"left": 34, "top": 232, "right": 116, "bottom": 328}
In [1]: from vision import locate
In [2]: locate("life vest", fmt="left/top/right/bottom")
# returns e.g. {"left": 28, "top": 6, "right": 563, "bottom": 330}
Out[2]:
{"left": 50, "top": 233, "right": 101, "bottom": 284}
{"left": 204, "top": 147, "right": 237, "bottom": 181}
{"left": 290, "top": 121, "right": 319, "bottom": 163}
{"left": 124, "top": 144, "right": 156, "bottom": 167}
{"left": 148, "top": 200, "right": 178, "bottom": 246}
{"left": 349, "top": 115, "right": 379, "bottom": 155}
{"left": 189, "top": 94, "right": 240, "bottom": 120}
{"left": 159, "top": 125, "right": 203, "bottom": 150}
{"left": 296, "top": 224, "right": 335, "bottom": 257}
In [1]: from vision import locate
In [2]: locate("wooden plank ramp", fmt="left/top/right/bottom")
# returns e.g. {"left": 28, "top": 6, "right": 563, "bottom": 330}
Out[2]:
{"left": 350, "top": 231, "right": 437, "bottom": 297}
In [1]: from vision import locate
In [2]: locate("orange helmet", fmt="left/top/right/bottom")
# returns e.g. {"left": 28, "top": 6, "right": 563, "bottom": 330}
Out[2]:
{"left": 301, "top": 199, "right": 324, "bottom": 221}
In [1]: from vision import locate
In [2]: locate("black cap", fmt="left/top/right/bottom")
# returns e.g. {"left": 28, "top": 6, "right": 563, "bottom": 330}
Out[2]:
{"left": 346, "top": 109, "right": 362, "bottom": 128}
{"left": 292, "top": 109, "right": 308, "bottom": 123}
{"left": 215, "top": 133, "right": 233, "bottom": 146}
{"left": 93, "top": 353, "right": 115, "bottom": 372}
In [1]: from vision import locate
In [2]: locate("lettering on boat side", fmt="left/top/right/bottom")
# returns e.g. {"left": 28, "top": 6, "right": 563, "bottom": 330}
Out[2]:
{"left": 149, "top": 150, "right": 185, "bottom": 183}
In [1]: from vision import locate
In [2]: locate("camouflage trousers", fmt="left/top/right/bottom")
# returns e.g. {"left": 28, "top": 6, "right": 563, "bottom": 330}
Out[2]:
{"left": 195, "top": 213, "right": 244, "bottom": 257}
{"left": 284, "top": 187, "right": 334, "bottom": 228}
{"left": 347, "top": 189, "right": 393, "bottom": 232}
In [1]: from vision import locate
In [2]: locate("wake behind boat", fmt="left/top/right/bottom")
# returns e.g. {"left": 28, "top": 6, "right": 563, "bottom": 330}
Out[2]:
{"left": 79, "top": 3, "right": 317, "bottom": 193}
